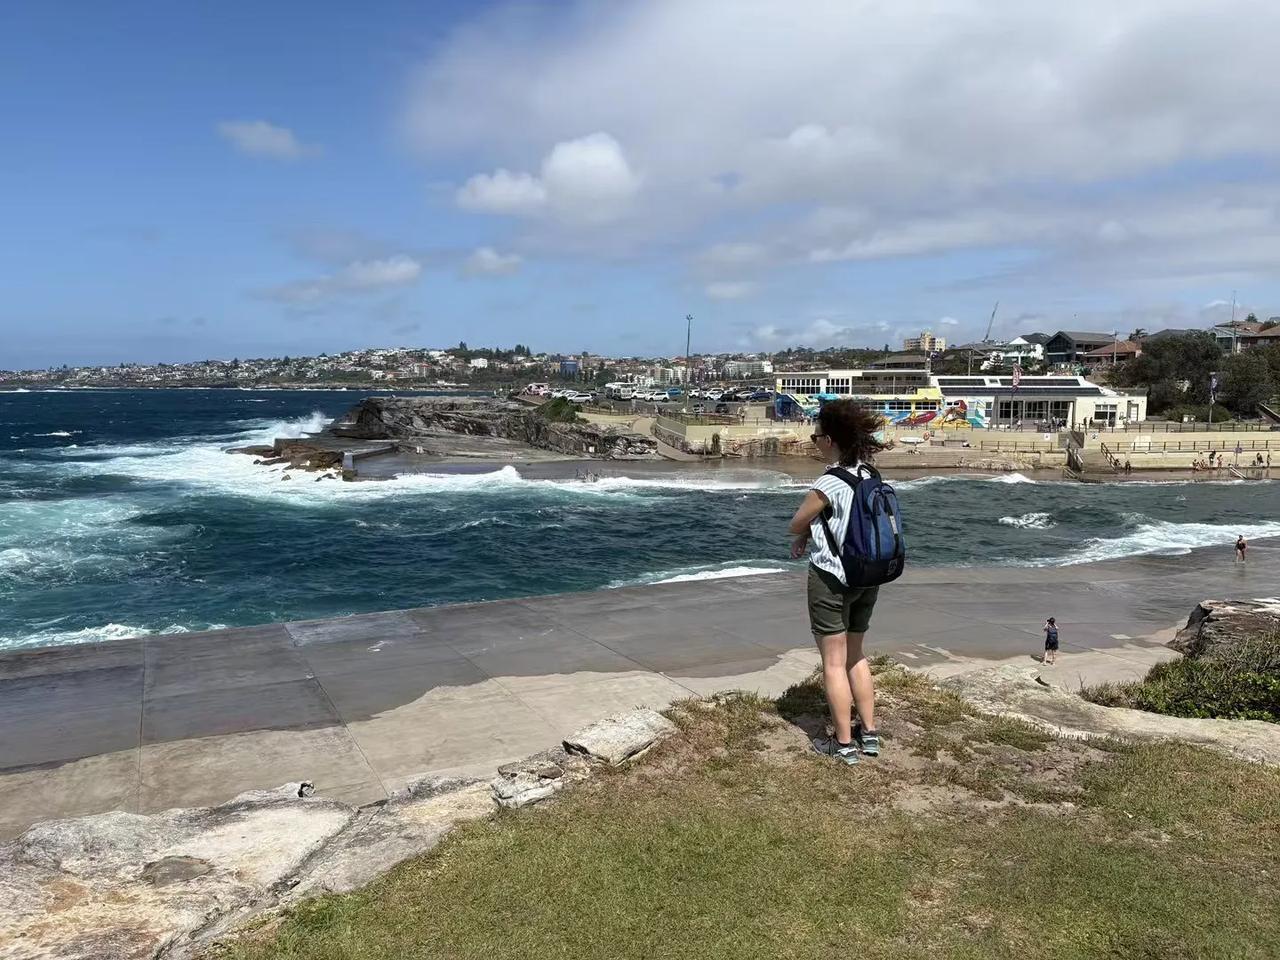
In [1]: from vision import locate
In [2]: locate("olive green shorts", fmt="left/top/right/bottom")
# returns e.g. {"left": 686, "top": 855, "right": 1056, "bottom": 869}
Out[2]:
{"left": 807, "top": 564, "right": 879, "bottom": 637}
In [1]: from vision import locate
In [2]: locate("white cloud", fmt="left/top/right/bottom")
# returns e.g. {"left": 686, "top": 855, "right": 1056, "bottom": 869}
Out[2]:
{"left": 456, "top": 132, "right": 639, "bottom": 223}
{"left": 464, "top": 246, "right": 523, "bottom": 276}
{"left": 704, "top": 280, "right": 757, "bottom": 300}
{"left": 457, "top": 169, "right": 548, "bottom": 215}
{"left": 938, "top": 316, "right": 961, "bottom": 326}
{"left": 217, "top": 120, "right": 318, "bottom": 160}
{"left": 406, "top": 0, "right": 1280, "bottom": 292}
{"left": 699, "top": 242, "right": 771, "bottom": 268}
{"left": 260, "top": 255, "right": 423, "bottom": 304}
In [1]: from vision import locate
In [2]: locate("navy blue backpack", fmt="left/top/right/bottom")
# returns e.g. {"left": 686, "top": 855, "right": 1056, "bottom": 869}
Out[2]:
{"left": 817, "top": 465, "right": 906, "bottom": 587}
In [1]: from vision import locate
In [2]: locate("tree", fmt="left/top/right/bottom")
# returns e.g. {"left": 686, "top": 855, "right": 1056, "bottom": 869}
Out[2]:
{"left": 1220, "top": 351, "right": 1275, "bottom": 415}
{"left": 1129, "top": 328, "right": 1148, "bottom": 341}
{"left": 1111, "top": 331, "right": 1222, "bottom": 412}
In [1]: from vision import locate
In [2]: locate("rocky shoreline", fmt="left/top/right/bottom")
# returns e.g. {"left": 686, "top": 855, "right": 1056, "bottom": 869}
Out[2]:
{"left": 332, "top": 396, "right": 659, "bottom": 460}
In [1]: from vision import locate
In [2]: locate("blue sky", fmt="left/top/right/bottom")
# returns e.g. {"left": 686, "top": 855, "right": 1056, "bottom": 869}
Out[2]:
{"left": 4, "top": 0, "right": 1280, "bottom": 369}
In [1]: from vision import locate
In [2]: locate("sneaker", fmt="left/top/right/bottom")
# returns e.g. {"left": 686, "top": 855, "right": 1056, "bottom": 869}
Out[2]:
{"left": 812, "top": 735, "right": 859, "bottom": 765}
{"left": 853, "top": 723, "right": 881, "bottom": 757}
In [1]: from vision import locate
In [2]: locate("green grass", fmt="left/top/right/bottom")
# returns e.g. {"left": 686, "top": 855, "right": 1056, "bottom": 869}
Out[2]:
{"left": 211, "top": 666, "right": 1280, "bottom": 960}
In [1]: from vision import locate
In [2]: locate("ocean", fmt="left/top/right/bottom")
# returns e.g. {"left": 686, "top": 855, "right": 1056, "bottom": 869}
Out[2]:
{"left": 3, "top": 388, "right": 1278, "bottom": 651}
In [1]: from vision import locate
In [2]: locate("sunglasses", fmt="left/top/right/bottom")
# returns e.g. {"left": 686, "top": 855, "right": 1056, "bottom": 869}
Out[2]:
{"left": 810, "top": 433, "right": 829, "bottom": 443}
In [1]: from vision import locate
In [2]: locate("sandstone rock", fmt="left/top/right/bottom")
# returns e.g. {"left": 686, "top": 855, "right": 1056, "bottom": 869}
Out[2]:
{"left": 490, "top": 746, "right": 593, "bottom": 808}
{"left": 331, "top": 397, "right": 659, "bottom": 461}
{"left": 941, "top": 664, "right": 1280, "bottom": 765}
{"left": 1169, "top": 598, "right": 1280, "bottom": 659}
{"left": 286, "top": 777, "right": 494, "bottom": 900}
{"left": 0, "top": 776, "right": 508, "bottom": 959}
{"left": 0, "top": 784, "right": 354, "bottom": 960}
{"left": 563, "top": 709, "right": 678, "bottom": 765}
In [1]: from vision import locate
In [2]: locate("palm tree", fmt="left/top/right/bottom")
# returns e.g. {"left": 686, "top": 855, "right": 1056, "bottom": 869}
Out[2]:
{"left": 1129, "top": 328, "right": 1148, "bottom": 341}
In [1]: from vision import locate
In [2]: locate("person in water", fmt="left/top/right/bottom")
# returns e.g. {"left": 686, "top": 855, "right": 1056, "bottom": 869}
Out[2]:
{"left": 788, "top": 400, "right": 888, "bottom": 765}
{"left": 1236, "top": 535, "right": 1248, "bottom": 563}
{"left": 1043, "top": 617, "right": 1059, "bottom": 664}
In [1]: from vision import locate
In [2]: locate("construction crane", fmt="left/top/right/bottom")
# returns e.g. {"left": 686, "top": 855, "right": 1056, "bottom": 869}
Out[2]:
{"left": 968, "top": 301, "right": 1000, "bottom": 375}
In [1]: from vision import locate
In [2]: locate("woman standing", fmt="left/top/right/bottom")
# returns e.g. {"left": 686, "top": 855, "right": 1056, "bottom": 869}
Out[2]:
{"left": 788, "top": 400, "right": 888, "bottom": 765}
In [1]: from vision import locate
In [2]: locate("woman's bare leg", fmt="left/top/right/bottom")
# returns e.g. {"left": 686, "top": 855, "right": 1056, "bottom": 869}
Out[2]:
{"left": 816, "top": 632, "right": 853, "bottom": 743}
{"left": 845, "top": 631, "right": 876, "bottom": 730}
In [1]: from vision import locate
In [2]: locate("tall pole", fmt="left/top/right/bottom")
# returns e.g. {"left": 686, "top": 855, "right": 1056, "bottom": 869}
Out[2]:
{"left": 684, "top": 314, "right": 693, "bottom": 411}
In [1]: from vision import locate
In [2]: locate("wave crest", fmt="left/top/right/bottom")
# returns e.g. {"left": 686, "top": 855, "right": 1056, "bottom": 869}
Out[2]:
{"left": 999, "top": 512, "right": 1055, "bottom": 529}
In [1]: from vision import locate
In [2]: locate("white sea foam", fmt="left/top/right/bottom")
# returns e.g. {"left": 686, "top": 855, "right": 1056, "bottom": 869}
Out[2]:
{"left": 0, "top": 621, "right": 225, "bottom": 651}
{"left": 246, "top": 410, "right": 331, "bottom": 440}
{"left": 654, "top": 565, "right": 787, "bottom": 584}
{"left": 609, "top": 562, "right": 790, "bottom": 588}
{"left": 33, "top": 430, "right": 80, "bottom": 437}
{"left": 988, "top": 472, "right": 1036, "bottom": 484}
{"left": 999, "top": 512, "right": 1055, "bottom": 529}
{"left": 1054, "top": 518, "right": 1280, "bottom": 566}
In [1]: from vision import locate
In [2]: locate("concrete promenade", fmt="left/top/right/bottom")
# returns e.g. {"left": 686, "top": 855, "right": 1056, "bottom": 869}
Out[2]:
{"left": 2, "top": 544, "right": 1276, "bottom": 838}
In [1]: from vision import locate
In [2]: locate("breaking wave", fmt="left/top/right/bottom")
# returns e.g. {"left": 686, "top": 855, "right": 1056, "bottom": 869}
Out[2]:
{"left": 999, "top": 512, "right": 1055, "bottom": 529}
{"left": 1055, "top": 519, "right": 1280, "bottom": 566}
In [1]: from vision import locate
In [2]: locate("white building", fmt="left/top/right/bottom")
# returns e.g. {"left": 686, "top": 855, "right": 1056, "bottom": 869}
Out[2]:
{"left": 724, "top": 359, "right": 774, "bottom": 378}
{"left": 902, "top": 330, "right": 946, "bottom": 352}
{"left": 469, "top": 357, "right": 490, "bottom": 369}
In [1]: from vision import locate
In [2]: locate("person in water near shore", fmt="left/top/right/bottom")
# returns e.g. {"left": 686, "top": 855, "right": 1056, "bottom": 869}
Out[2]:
{"left": 788, "top": 400, "right": 887, "bottom": 765}
{"left": 1236, "top": 535, "right": 1248, "bottom": 563}
{"left": 1043, "top": 617, "right": 1059, "bottom": 665}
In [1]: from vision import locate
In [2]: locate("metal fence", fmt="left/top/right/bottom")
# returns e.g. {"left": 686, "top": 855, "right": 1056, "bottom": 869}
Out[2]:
{"left": 1094, "top": 421, "right": 1272, "bottom": 433}
{"left": 1105, "top": 438, "right": 1280, "bottom": 454}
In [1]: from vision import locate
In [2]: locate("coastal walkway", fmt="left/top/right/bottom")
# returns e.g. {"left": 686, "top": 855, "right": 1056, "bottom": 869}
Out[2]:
{"left": 2, "top": 544, "right": 1276, "bottom": 838}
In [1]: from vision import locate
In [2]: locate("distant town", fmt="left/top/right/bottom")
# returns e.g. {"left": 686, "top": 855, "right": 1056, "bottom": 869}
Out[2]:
{"left": 2, "top": 317, "right": 1276, "bottom": 406}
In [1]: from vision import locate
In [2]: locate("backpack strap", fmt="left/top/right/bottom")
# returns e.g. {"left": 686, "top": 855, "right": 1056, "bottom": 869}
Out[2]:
{"left": 817, "top": 466, "right": 867, "bottom": 559}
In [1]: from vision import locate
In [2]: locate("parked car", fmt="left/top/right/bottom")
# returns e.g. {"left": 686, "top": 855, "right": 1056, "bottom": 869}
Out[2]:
{"left": 714, "top": 402, "right": 730, "bottom": 414}
{"left": 566, "top": 392, "right": 595, "bottom": 404}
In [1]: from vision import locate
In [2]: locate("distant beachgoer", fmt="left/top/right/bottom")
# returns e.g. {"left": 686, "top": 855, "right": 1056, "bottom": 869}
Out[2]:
{"left": 789, "top": 400, "right": 887, "bottom": 765}
{"left": 1236, "top": 535, "right": 1248, "bottom": 563}
{"left": 1043, "top": 617, "right": 1059, "bottom": 665}
{"left": 1124, "top": 458, "right": 1132, "bottom": 474}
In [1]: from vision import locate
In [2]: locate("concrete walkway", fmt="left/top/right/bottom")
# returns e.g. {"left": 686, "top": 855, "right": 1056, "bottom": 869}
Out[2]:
{"left": 2, "top": 544, "right": 1275, "bottom": 838}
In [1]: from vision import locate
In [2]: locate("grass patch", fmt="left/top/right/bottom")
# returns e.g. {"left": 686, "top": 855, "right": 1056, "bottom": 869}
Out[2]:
{"left": 1082, "top": 632, "right": 1280, "bottom": 722}
{"left": 971, "top": 716, "right": 1053, "bottom": 752}
{"left": 211, "top": 663, "right": 1280, "bottom": 960}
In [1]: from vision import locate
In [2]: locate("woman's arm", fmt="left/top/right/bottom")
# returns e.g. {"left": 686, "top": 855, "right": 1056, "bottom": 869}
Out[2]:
{"left": 787, "top": 490, "right": 829, "bottom": 536}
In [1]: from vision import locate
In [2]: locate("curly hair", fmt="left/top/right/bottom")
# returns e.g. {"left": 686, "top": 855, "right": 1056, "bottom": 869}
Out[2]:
{"left": 816, "top": 399, "right": 889, "bottom": 466}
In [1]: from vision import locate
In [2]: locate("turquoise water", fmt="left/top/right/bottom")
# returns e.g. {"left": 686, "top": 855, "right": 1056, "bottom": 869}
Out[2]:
{"left": 3, "top": 388, "right": 1278, "bottom": 650}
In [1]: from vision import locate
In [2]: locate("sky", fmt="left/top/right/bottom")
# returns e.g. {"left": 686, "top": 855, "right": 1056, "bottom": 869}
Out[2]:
{"left": 4, "top": 0, "right": 1280, "bottom": 369}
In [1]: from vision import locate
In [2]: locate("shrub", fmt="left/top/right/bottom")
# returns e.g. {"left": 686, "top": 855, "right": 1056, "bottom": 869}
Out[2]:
{"left": 539, "top": 397, "right": 583, "bottom": 423}
{"left": 1083, "top": 632, "right": 1280, "bottom": 722}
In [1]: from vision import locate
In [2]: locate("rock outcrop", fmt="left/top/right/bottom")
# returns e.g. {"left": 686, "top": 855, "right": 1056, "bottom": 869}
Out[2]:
{"left": 1169, "top": 598, "right": 1280, "bottom": 660}
{"left": 941, "top": 664, "right": 1280, "bottom": 765}
{"left": 0, "top": 709, "right": 680, "bottom": 959}
{"left": 332, "top": 397, "right": 659, "bottom": 460}
{"left": 563, "top": 708, "right": 679, "bottom": 765}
